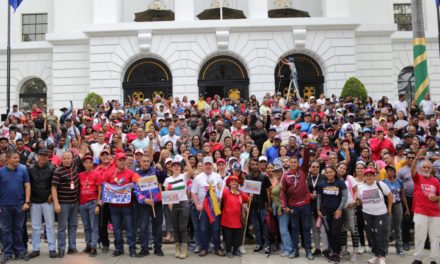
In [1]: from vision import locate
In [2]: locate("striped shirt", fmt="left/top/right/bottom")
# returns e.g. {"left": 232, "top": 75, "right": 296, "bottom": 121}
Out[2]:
{"left": 52, "top": 157, "right": 80, "bottom": 203}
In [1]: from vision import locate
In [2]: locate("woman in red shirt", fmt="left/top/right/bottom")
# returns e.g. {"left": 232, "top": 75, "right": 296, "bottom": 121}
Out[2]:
{"left": 221, "top": 176, "right": 249, "bottom": 258}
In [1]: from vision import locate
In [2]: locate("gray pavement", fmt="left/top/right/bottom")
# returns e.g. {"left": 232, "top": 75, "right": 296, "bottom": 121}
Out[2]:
{"left": 15, "top": 242, "right": 423, "bottom": 264}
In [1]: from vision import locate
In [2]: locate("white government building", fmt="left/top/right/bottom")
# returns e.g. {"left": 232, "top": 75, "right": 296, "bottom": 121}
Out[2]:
{"left": 0, "top": 0, "right": 439, "bottom": 112}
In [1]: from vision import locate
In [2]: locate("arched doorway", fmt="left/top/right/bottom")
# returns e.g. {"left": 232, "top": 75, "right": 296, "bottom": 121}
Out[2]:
{"left": 20, "top": 78, "right": 47, "bottom": 111}
{"left": 398, "top": 66, "right": 415, "bottom": 104}
{"left": 198, "top": 55, "right": 249, "bottom": 100}
{"left": 123, "top": 58, "right": 172, "bottom": 101}
{"left": 275, "top": 54, "right": 324, "bottom": 100}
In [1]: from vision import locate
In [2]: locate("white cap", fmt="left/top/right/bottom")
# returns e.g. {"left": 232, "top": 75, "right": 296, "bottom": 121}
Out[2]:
{"left": 203, "top": 156, "right": 214, "bottom": 164}
{"left": 258, "top": 156, "right": 268, "bottom": 162}
{"left": 165, "top": 158, "right": 173, "bottom": 164}
{"left": 178, "top": 115, "right": 185, "bottom": 120}
{"left": 134, "top": 149, "right": 144, "bottom": 154}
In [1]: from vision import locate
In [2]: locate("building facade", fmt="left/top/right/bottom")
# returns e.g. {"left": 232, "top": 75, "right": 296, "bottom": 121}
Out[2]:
{"left": 0, "top": 0, "right": 439, "bottom": 112}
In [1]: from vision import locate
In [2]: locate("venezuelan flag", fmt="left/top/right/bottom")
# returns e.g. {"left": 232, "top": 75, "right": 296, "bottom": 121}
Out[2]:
{"left": 203, "top": 184, "right": 221, "bottom": 224}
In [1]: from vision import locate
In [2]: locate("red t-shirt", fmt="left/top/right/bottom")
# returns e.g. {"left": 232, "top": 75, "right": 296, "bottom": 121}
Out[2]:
{"left": 413, "top": 173, "right": 440, "bottom": 217}
{"left": 103, "top": 167, "right": 135, "bottom": 207}
{"left": 79, "top": 170, "right": 101, "bottom": 204}
{"left": 221, "top": 188, "right": 249, "bottom": 229}
{"left": 210, "top": 142, "right": 223, "bottom": 152}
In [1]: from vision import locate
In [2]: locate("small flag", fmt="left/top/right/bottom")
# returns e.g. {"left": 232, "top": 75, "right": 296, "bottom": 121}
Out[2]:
{"left": 202, "top": 184, "right": 221, "bottom": 224}
{"left": 9, "top": 0, "right": 23, "bottom": 11}
{"left": 436, "top": 0, "right": 440, "bottom": 7}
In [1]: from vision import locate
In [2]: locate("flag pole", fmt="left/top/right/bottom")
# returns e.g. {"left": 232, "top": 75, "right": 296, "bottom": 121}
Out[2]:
{"left": 220, "top": 0, "right": 223, "bottom": 20}
{"left": 437, "top": 1, "right": 440, "bottom": 56}
{"left": 6, "top": 1, "right": 11, "bottom": 115}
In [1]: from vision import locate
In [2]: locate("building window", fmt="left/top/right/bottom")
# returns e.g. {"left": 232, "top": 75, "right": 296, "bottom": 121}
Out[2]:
{"left": 398, "top": 67, "right": 415, "bottom": 103}
{"left": 19, "top": 78, "right": 47, "bottom": 111}
{"left": 394, "top": 4, "right": 412, "bottom": 31}
{"left": 22, "top": 14, "right": 48, "bottom": 42}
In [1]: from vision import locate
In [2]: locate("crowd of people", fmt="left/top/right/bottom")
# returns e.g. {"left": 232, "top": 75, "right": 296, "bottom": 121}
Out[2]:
{"left": 0, "top": 91, "right": 439, "bottom": 264}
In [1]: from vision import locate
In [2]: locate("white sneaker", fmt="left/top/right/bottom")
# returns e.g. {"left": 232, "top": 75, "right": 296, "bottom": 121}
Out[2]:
{"left": 378, "top": 257, "right": 386, "bottom": 264}
{"left": 239, "top": 246, "right": 246, "bottom": 254}
{"left": 368, "top": 256, "right": 379, "bottom": 264}
{"left": 357, "top": 246, "right": 365, "bottom": 254}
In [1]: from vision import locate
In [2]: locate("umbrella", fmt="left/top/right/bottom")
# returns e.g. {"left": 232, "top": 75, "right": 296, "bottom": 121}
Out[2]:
{"left": 134, "top": 9, "right": 175, "bottom": 22}
{"left": 268, "top": 8, "right": 310, "bottom": 18}
{"left": 197, "top": 7, "right": 246, "bottom": 20}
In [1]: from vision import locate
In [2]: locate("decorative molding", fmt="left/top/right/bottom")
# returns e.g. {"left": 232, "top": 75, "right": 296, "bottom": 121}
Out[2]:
{"left": 211, "top": 0, "right": 230, "bottom": 8}
{"left": 292, "top": 27, "right": 306, "bottom": 49}
{"left": 138, "top": 30, "right": 152, "bottom": 53}
{"left": 216, "top": 28, "right": 230, "bottom": 50}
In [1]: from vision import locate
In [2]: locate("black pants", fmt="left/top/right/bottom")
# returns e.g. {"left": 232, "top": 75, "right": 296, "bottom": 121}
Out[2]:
{"left": 364, "top": 213, "right": 389, "bottom": 257}
{"left": 402, "top": 196, "right": 413, "bottom": 244}
{"left": 323, "top": 210, "right": 344, "bottom": 255}
{"left": 222, "top": 227, "right": 242, "bottom": 254}
{"left": 23, "top": 212, "right": 28, "bottom": 249}
{"left": 98, "top": 203, "right": 111, "bottom": 247}
{"left": 356, "top": 205, "right": 368, "bottom": 247}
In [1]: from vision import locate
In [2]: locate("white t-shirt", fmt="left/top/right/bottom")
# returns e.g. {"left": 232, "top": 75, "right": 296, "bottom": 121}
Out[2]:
{"left": 90, "top": 142, "right": 106, "bottom": 160}
{"left": 393, "top": 100, "right": 408, "bottom": 116}
{"left": 344, "top": 175, "right": 358, "bottom": 207}
{"left": 163, "top": 174, "right": 188, "bottom": 201}
{"left": 358, "top": 181, "right": 390, "bottom": 215}
{"left": 419, "top": 99, "right": 436, "bottom": 116}
{"left": 191, "top": 172, "right": 223, "bottom": 204}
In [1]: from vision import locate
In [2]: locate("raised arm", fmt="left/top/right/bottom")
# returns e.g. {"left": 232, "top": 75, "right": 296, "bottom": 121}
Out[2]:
{"left": 412, "top": 149, "right": 425, "bottom": 177}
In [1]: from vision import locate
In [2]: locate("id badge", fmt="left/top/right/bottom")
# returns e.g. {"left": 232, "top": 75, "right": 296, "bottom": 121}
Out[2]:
{"left": 70, "top": 182, "right": 74, "bottom": 190}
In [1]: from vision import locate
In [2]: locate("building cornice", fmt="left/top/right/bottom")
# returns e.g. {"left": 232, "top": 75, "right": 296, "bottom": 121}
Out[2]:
{"left": 83, "top": 17, "right": 362, "bottom": 37}
{"left": 0, "top": 41, "right": 52, "bottom": 54}
{"left": 391, "top": 31, "right": 439, "bottom": 43}
{"left": 45, "top": 32, "right": 89, "bottom": 45}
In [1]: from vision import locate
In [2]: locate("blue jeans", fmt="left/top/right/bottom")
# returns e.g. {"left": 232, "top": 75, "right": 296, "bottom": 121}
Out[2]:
{"left": 137, "top": 202, "right": 163, "bottom": 250}
{"left": 57, "top": 203, "right": 78, "bottom": 252}
{"left": 190, "top": 204, "right": 200, "bottom": 247}
{"left": 199, "top": 210, "right": 221, "bottom": 251}
{"left": 31, "top": 203, "right": 56, "bottom": 251}
{"left": 79, "top": 200, "right": 99, "bottom": 248}
{"left": 251, "top": 208, "right": 269, "bottom": 247}
{"left": 0, "top": 205, "right": 26, "bottom": 257}
{"left": 278, "top": 212, "right": 293, "bottom": 253}
{"left": 289, "top": 203, "right": 312, "bottom": 252}
{"left": 110, "top": 205, "right": 135, "bottom": 252}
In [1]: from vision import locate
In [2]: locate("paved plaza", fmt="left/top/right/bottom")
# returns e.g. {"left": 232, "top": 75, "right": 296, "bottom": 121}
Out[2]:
{"left": 9, "top": 242, "right": 422, "bottom": 264}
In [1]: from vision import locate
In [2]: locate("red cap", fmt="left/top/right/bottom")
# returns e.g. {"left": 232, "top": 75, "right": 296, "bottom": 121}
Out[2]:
{"left": 364, "top": 168, "right": 376, "bottom": 175}
{"left": 216, "top": 158, "right": 226, "bottom": 165}
{"left": 115, "top": 153, "right": 127, "bottom": 161}
{"left": 295, "top": 123, "right": 301, "bottom": 129}
{"left": 301, "top": 132, "right": 308, "bottom": 138}
{"left": 232, "top": 145, "right": 241, "bottom": 151}
{"left": 82, "top": 155, "right": 93, "bottom": 162}
{"left": 375, "top": 127, "right": 384, "bottom": 133}
{"left": 226, "top": 175, "right": 242, "bottom": 186}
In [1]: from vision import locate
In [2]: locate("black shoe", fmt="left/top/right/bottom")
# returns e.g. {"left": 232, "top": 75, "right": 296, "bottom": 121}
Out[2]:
{"left": 322, "top": 249, "right": 331, "bottom": 260}
{"left": 136, "top": 249, "right": 149, "bottom": 258}
{"left": 431, "top": 262, "right": 437, "bottom": 264}
{"left": 215, "top": 250, "right": 225, "bottom": 257}
{"left": 82, "top": 246, "right": 91, "bottom": 254}
{"left": 58, "top": 251, "right": 65, "bottom": 258}
{"left": 89, "top": 248, "right": 97, "bottom": 257}
{"left": 306, "top": 251, "right": 314, "bottom": 260}
{"left": 403, "top": 243, "right": 410, "bottom": 251}
{"left": 253, "top": 245, "right": 263, "bottom": 252}
{"left": 49, "top": 251, "right": 58, "bottom": 258}
{"left": 112, "top": 250, "right": 124, "bottom": 257}
{"left": 15, "top": 254, "right": 29, "bottom": 261}
{"left": 102, "top": 246, "right": 109, "bottom": 253}
{"left": 264, "top": 247, "right": 270, "bottom": 255}
{"left": 0, "top": 256, "right": 13, "bottom": 264}
{"left": 129, "top": 250, "right": 136, "bottom": 258}
{"left": 332, "top": 254, "right": 341, "bottom": 263}
{"left": 411, "top": 261, "right": 422, "bottom": 264}
{"left": 27, "top": 251, "right": 40, "bottom": 259}
{"left": 67, "top": 248, "right": 78, "bottom": 255}
{"left": 154, "top": 248, "right": 164, "bottom": 257}
{"left": 312, "top": 249, "right": 321, "bottom": 256}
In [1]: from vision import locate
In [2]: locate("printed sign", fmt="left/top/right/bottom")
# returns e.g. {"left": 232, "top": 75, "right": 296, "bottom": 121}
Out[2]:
{"left": 138, "top": 176, "right": 158, "bottom": 191}
{"left": 161, "top": 190, "right": 181, "bottom": 205}
{"left": 241, "top": 180, "right": 262, "bottom": 195}
{"left": 102, "top": 183, "right": 132, "bottom": 204}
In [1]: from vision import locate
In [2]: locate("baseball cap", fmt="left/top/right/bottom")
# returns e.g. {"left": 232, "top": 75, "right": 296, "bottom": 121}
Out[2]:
{"left": 364, "top": 168, "right": 376, "bottom": 175}
{"left": 172, "top": 157, "right": 182, "bottom": 165}
{"left": 294, "top": 123, "right": 301, "bottom": 129}
{"left": 178, "top": 115, "right": 185, "bottom": 120}
{"left": 99, "top": 150, "right": 110, "bottom": 156}
{"left": 385, "top": 165, "right": 396, "bottom": 172}
{"left": 375, "top": 127, "right": 384, "bottom": 133}
{"left": 347, "top": 113, "right": 354, "bottom": 117}
{"left": 258, "top": 156, "right": 268, "bottom": 162}
{"left": 216, "top": 158, "right": 226, "bottom": 165}
{"left": 273, "top": 135, "right": 282, "bottom": 141}
{"left": 268, "top": 126, "right": 277, "bottom": 132}
{"left": 135, "top": 149, "right": 144, "bottom": 155}
{"left": 115, "top": 153, "right": 127, "bottom": 161}
{"left": 232, "top": 162, "right": 242, "bottom": 171}
{"left": 203, "top": 156, "right": 214, "bottom": 164}
{"left": 273, "top": 165, "right": 283, "bottom": 171}
{"left": 274, "top": 113, "right": 281, "bottom": 119}
{"left": 37, "top": 149, "right": 49, "bottom": 156}
{"left": 301, "top": 132, "right": 308, "bottom": 138}
{"left": 82, "top": 155, "right": 93, "bottom": 162}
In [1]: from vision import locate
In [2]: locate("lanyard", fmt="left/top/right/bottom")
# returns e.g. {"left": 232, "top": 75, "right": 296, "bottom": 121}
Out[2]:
{"left": 311, "top": 174, "right": 319, "bottom": 190}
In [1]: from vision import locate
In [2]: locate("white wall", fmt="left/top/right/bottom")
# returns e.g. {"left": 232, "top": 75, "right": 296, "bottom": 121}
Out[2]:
{"left": 53, "top": 0, "right": 92, "bottom": 33}
{"left": 349, "top": 0, "right": 394, "bottom": 24}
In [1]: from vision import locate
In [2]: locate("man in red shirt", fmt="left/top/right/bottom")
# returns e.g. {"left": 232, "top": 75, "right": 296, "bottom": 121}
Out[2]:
{"left": 103, "top": 153, "right": 137, "bottom": 258}
{"left": 209, "top": 130, "right": 223, "bottom": 152}
{"left": 94, "top": 150, "right": 113, "bottom": 253}
{"left": 369, "top": 127, "right": 395, "bottom": 161}
{"left": 410, "top": 149, "right": 440, "bottom": 264}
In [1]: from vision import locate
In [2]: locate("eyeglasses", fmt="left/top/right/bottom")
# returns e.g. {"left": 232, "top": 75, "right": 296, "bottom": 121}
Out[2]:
{"left": 407, "top": 156, "right": 415, "bottom": 159}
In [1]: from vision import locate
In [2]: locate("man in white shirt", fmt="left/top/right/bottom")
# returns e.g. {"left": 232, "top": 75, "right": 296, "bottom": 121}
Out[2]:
{"left": 90, "top": 132, "right": 106, "bottom": 161}
{"left": 7, "top": 105, "right": 23, "bottom": 120}
{"left": 160, "top": 125, "right": 180, "bottom": 152}
{"left": 393, "top": 95, "right": 408, "bottom": 117}
{"left": 419, "top": 93, "right": 436, "bottom": 118}
{"left": 191, "top": 157, "right": 224, "bottom": 257}
{"left": 316, "top": 94, "right": 326, "bottom": 106}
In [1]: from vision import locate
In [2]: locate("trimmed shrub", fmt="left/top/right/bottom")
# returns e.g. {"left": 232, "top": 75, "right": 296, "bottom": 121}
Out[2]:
{"left": 341, "top": 77, "right": 368, "bottom": 103}
{"left": 83, "top": 92, "right": 103, "bottom": 109}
